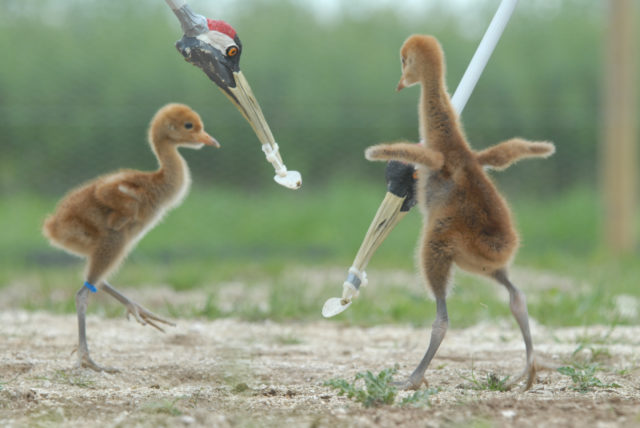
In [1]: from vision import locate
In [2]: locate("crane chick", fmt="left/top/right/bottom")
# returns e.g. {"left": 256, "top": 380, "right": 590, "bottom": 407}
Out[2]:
{"left": 365, "top": 35, "right": 555, "bottom": 390}
{"left": 43, "top": 103, "right": 219, "bottom": 372}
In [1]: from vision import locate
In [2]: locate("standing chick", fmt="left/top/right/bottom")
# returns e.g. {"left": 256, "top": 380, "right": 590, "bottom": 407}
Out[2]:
{"left": 365, "top": 35, "right": 554, "bottom": 390}
{"left": 43, "top": 103, "right": 219, "bottom": 372}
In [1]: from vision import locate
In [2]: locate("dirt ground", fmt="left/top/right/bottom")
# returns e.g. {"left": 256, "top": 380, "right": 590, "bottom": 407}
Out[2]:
{"left": 1, "top": 308, "right": 639, "bottom": 428}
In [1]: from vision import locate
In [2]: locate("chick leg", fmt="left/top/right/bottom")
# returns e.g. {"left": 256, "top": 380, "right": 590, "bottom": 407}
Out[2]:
{"left": 403, "top": 296, "right": 449, "bottom": 390}
{"left": 75, "top": 234, "right": 127, "bottom": 372}
{"left": 494, "top": 270, "right": 536, "bottom": 390}
{"left": 402, "top": 237, "right": 453, "bottom": 390}
{"left": 100, "top": 281, "right": 175, "bottom": 332}
{"left": 75, "top": 284, "right": 118, "bottom": 373}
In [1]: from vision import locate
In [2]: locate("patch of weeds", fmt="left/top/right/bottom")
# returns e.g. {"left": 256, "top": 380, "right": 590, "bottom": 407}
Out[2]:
{"left": 571, "top": 343, "right": 611, "bottom": 363}
{"left": 324, "top": 366, "right": 398, "bottom": 408}
{"left": 616, "top": 366, "right": 638, "bottom": 376}
{"left": 575, "top": 325, "right": 616, "bottom": 346}
{"left": 459, "top": 365, "right": 509, "bottom": 392}
{"left": 53, "top": 370, "right": 95, "bottom": 388}
{"left": 571, "top": 324, "right": 617, "bottom": 363}
{"left": 143, "top": 397, "right": 184, "bottom": 416}
{"left": 557, "top": 364, "right": 620, "bottom": 393}
{"left": 399, "top": 388, "right": 439, "bottom": 408}
{"left": 197, "top": 294, "right": 221, "bottom": 319}
{"left": 324, "top": 366, "right": 439, "bottom": 408}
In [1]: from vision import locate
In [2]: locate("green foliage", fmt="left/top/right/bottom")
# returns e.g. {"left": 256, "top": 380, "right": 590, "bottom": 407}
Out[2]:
{"left": 557, "top": 364, "right": 620, "bottom": 393}
{"left": 398, "top": 388, "right": 439, "bottom": 408}
{"left": 325, "top": 366, "right": 438, "bottom": 408}
{"left": 324, "top": 366, "right": 399, "bottom": 408}
{"left": 459, "top": 366, "right": 510, "bottom": 392}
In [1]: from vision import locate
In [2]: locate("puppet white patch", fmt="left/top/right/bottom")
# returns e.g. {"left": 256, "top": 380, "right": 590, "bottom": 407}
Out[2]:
{"left": 197, "top": 31, "right": 235, "bottom": 53}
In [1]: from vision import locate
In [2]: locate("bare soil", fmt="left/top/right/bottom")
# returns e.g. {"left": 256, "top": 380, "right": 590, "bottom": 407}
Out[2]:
{"left": 1, "top": 309, "right": 639, "bottom": 427}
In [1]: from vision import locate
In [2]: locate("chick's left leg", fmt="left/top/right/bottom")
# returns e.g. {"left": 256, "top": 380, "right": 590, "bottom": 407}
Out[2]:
{"left": 402, "top": 236, "right": 453, "bottom": 390}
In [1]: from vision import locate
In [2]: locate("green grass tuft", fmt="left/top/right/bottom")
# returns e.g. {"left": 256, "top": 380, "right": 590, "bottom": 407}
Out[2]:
{"left": 324, "top": 366, "right": 399, "bottom": 408}
{"left": 557, "top": 364, "right": 620, "bottom": 393}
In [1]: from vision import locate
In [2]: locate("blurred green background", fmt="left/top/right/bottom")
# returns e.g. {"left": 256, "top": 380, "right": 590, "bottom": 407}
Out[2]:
{"left": 1, "top": 0, "right": 638, "bottom": 327}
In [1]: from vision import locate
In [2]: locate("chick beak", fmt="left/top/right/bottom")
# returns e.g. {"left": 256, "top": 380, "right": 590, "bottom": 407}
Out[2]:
{"left": 199, "top": 132, "right": 220, "bottom": 148}
{"left": 396, "top": 78, "right": 406, "bottom": 92}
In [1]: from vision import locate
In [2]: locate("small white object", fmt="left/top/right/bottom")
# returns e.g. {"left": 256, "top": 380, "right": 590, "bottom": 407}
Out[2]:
{"left": 322, "top": 297, "right": 352, "bottom": 318}
{"left": 262, "top": 143, "right": 302, "bottom": 188}
{"left": 274, "top": 170, "right": 302, "bottom": 189}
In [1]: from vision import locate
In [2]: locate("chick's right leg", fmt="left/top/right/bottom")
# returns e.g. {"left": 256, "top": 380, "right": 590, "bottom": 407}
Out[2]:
{"left": 100, "top": 281, "right": 175, "bottom": 332}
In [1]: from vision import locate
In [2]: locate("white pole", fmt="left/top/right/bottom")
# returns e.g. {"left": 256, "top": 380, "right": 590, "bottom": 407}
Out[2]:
{"left": 450, "top": 0, "right": 519, "bottom": 113}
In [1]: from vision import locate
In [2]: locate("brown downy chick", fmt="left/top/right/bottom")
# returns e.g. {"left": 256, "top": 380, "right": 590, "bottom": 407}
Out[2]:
{"left": 43, "top": 103, "right": 219, "bottom": 372}
{"left": 365, "top": 35, "right": 554, "bottom": 391}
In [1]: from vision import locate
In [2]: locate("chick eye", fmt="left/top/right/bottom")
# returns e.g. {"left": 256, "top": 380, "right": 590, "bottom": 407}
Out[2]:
{"left": 184, "top": 122, "right": 193, "bottom": 129}
{"left": 226, "top": 45, "right": 238, "bottom": 57}
{"left": 401, "top": 57, "right": 406, "bottom": 66}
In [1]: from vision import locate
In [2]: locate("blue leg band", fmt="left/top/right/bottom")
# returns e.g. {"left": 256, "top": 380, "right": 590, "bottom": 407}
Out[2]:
{"left": 84, "top": 281, "right": 97, "bottom": 293}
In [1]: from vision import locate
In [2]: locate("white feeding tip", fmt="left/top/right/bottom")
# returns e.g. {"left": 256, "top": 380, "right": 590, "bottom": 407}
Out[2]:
{"left": 274, "top": 170, "right": 302, "bottom": 189}
{"left": 322, "top": 297, "right": 352, "bottom": 318}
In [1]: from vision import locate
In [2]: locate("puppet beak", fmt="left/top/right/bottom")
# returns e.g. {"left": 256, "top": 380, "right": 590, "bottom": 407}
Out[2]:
{"left": 224, "top": 71, "right": 274, "bottom": 147}
{"left": 175, "top": 35, "right": 301, "bottom": 189}
{"left": 223, "top": 71, "right": 301, "bottom": 189}
{"left": 322, "top": 191, "right": 407, "bottom": 317}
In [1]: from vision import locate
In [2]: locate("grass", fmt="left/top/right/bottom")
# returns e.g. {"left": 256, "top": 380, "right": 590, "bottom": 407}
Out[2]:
{"left": 0, "top": 184, "right": 639, "bottom": 328}
{"left": 459, "top": 367, "right": 510, "bottom": 392}
{"left": 557, "top": 364, "right": 621, "bottom": 393}
{"left": 324, "top": 367, "right": 399, "bottom": 408}
{"left": 324, "top": 366, "right": 438, "bottom": 408}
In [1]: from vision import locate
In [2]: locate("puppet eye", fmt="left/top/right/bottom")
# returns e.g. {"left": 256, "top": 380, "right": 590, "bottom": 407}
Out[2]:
{"left": 226, "top": 46, "right": 238, "bottom": 57}
{"left": 184, "top": 122, "right": 193, "bottom": 129}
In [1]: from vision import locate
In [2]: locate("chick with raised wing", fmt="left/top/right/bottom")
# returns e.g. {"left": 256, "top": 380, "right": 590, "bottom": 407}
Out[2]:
{"left": 365, "top": 35, "right": 554, "bottom": 390}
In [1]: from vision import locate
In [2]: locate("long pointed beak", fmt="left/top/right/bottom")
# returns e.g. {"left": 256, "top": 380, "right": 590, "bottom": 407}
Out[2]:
{"left": 222, "top": 71, "right": 276, "bottom": 147}
{"left": 221, "top": 71, "right": 302, "bottom": 189}
{"left": 396, "top": 77, "right": 406, "bottom": 92}
{"left": 323, "top": 191, "right": 406, "bottom": 318}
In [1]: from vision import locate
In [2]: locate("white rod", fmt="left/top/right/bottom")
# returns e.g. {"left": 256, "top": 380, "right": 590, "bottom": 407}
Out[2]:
{"left": 450, "top": 0, "right": 519, "bottom": 113}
